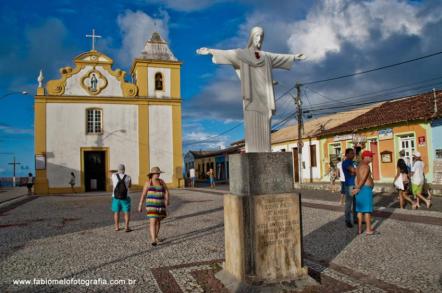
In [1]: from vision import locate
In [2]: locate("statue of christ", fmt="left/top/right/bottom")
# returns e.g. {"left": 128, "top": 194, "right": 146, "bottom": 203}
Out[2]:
{"left": 197, "top": 26, "right": 305, "bottom": 152}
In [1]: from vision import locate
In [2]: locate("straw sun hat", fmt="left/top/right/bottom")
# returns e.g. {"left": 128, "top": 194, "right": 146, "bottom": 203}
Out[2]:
{"left": 148, "top": 166, "right": 164, "bottom": 176}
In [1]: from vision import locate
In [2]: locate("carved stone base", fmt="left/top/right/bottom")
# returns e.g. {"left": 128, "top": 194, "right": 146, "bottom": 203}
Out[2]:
{"left": 217, "top": 153, "right": 317, "bottom": 291}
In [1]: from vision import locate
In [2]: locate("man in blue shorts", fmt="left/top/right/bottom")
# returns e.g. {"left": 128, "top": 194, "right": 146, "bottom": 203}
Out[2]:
{"left": 111, "top": 164, "right": 132, "bottom": 232}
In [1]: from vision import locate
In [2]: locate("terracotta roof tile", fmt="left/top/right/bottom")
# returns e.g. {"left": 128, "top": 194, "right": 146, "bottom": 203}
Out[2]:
{"left": 320, "top": 90, "right": 442, "bottom": 136}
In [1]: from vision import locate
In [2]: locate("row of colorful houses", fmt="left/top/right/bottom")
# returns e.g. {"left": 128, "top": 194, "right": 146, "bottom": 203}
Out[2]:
{"left": 185, "top": 90, "right": 442, "bottom": 184}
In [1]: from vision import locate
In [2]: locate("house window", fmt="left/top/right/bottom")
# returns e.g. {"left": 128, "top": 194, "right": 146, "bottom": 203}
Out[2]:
{"left": 86, "top": 108, "right": 103, "bottom": 134}
{"left": 155, "top": 72, "right": 163, "bottom": 91}
{"left": 329, "top": 143, "right": 341, "bottom": 165}
{"left": 310, "top": 145, "right": 317, "bottom": 167}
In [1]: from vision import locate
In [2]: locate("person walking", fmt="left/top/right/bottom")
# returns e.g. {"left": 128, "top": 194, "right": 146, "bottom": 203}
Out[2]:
{"left": 26, "top": 173, "right": 34, "bottom": 195}
{"left": 411, "top": 152, "right": 432, "bottom": 208}
{"left": 111, "top": 164, "right": 132, "bottom": 232}
{"left": 329, "top": 161, "right": 337, "bottom": 188}
{"left": 352, "top": 151, "right": 376, "bottom": 235}
{"left": 336, "top": 157, "right": 345, "bottom": 205}
{"left": 138, "top": 167, "right": 169, "bottom": 246}
{"left": 393, "top": 150, "right": 416, "bottom": 209}
{"left": 342, "top": 148, "right": 357, "bottom": 228}
{"left": 189, "top": 167, "right": 196, "bottom": 188}
{"left": 69, "top": 172, "right": 76, "bottom": 193}
{"left": 207, "top": 168, "right": 215, "bottom": 188}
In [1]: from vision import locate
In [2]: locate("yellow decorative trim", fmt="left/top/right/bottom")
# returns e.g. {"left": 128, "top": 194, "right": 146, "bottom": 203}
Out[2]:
{"left": 46, "top": 65, "right": 84, "bottom": 95}
{"left": 80, "top": 68, "right": 108, "bottom": 95}
{"left": 46, "top": 50, "right": 138, "bottom": 97}
{"left": 171, "top": 67, "right": 181, "bottom": 99}
{"left": 130, "top": 59, "right": 182, "bottom": 74}
{"left": 35, "top": 95, "right": 182, "bottom": 105}
{"left": 101, "top": 64, "right": 138, "bottom": 97}
{"left": 80, "top": 147, "right": 111, "bottom": 192}
{"left": 75, "top": 50, "right": 113, "bottom": 65}
{"left": 34, "top": 100, "right": 48, "bottom": 195}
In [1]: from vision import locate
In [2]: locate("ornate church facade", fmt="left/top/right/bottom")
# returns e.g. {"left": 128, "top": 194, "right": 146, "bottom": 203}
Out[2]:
{"left": 34, "top": 32, "right": 182, "bottom": 194}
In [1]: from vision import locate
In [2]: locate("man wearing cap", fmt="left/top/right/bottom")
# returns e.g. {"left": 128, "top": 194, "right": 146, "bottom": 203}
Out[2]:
{"left": 352, "top": 150, "right": 376, "bottom": 235}
{"left": 111, "top": 164, "right": 132, "bottom": 232}
{"left": 411, "top": 152, "right": 432, "bottom": 208}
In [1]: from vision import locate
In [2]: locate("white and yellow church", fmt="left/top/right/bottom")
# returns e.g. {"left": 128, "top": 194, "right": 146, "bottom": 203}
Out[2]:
{"left": 34, "top": 31, "right": 183, "bottom": 194}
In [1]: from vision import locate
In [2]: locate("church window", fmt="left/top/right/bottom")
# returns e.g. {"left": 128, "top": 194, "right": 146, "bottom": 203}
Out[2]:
{"left": 86, "top": 108, "right": 103, "bottom": 134}
{"left": 155, "top": 72, "right": 163, "bottom": 91}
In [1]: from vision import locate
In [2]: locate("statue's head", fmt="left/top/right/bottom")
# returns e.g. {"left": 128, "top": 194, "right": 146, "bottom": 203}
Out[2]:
{"left": 247, "top": 26, "right": 264, "bottom": 50}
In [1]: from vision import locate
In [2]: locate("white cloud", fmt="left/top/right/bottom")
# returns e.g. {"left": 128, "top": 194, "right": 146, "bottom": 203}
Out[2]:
{"left": 117, "top": 10, "right": 169, "bottom": 65}
{"left": 0, "top": 125, "right": 33, "bottom": 135}
{"left": 183, "top": 130, "right": 229, "bottom": 151}
{"left": 149, "top": 0, "right": 226, "bottom": 12}
{"left": 287, "top": 0, "right": 441, "bottom": 62}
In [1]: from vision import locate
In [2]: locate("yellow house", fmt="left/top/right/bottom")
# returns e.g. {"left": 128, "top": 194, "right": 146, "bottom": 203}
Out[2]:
{"left": 34, "top": 32, "right": 182, "bottom": 194}
{"left": 270, "top": 105, "right": 379, "bottom": 182}
{"left": 319, "top": 91, "right": 441, "bottom": 183}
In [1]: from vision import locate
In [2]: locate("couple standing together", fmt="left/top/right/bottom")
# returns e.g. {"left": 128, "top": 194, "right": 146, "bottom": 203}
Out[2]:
{"left": 111, "top": 164, "right": 169, "bottom": 246}
{"left": 341, "top": 148, "right": 376, "bottom": 235}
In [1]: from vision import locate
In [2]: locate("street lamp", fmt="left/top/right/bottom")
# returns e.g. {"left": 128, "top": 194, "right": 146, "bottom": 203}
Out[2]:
{"left": 0, "top": 91, "right": 29, "bottom": 99}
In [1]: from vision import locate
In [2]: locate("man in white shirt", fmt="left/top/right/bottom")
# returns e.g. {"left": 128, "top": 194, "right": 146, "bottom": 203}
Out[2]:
{"left": 189, "top": 168, "right": 196, "bottom": 187}
{"left": 336, "top": 157, "right": 345, "bottom": 205}
{"left": 411, "top": 152, "right": 431, "bottom": 208}
{"left": 111, "top": 164, "right": 132, "bottom": 232}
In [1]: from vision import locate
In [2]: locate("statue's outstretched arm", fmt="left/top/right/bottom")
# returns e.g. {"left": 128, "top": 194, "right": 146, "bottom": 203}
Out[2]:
{"left": 196, "top": 47, "right": 213, "bottom": 55}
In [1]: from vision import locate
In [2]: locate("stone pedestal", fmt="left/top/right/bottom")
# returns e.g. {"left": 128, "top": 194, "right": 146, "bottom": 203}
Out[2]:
{"left": 217, "top": 153, "right": 316, "bottom": 292}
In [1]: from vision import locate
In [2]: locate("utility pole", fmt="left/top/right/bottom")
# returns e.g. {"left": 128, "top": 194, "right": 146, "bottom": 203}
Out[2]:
{"left": 8, "top": 156, "right": 21, "bottom": 187}
{"left": 295, "top": 82, "right": 303, "bottom": 187}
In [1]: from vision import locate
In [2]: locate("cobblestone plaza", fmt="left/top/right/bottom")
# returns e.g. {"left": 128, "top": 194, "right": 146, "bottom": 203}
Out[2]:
{"left": 1, "top": 187, "right": 441, "bottom": 292}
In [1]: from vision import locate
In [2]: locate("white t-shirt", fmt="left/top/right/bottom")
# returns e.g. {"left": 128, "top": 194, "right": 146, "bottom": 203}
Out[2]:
{"left": 336, "top": 162, "right": 345, "bottom": 182}
{"left": 112, "top": 173, "right": 131, "bottom": 197}
{"left": 411, "top": 161, "right": 424, "bottom": 185}
{"left": 189, "top": 168, "right": 195, "bottom": 178}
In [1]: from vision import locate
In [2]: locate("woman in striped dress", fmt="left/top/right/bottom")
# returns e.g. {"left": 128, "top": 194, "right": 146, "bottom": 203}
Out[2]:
{"left": 138, "top": 167, "right": 169, "bottom": 246}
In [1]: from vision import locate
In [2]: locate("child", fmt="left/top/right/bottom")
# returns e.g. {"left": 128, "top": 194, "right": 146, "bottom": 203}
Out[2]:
{"left": 26, "top": 173, "right": 34, "bottom": 195}
{"left": 138, "top": 166, "right": 169, "bottom": 246}
{"left": 69, "top": 172, "right": 76, "bottom": 193}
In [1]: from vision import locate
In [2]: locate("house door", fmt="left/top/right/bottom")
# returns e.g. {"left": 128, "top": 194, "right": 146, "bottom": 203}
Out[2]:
{"left": 370, "top": 141, "right": 380, "bottom": 180}
{"left": 399, "top": 135, "right": 415, "bottom": 167}
{"left": 292, "top": 147, "right": 299, "bottom": 183}
{"left": 84, "top": 151, "right": 106, "bottom": 192}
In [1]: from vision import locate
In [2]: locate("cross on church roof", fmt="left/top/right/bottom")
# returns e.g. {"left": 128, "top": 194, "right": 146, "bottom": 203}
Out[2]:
{"left": 85, "top": 29, "right": 102, "bottom": 51}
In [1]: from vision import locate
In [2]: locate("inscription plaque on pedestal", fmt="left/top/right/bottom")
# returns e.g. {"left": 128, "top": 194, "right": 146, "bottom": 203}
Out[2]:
{"left": 254, "top": 194, "right": 305, "bottom": 279}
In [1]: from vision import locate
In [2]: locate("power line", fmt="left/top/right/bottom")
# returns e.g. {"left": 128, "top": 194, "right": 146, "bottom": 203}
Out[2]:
{"left": 183, "top": 122, "right": 243, "bottom": 146}
{"left": 303, "top": 75, "right": 442, "bottom": 109}
{"left": 302, "top": 50, "right": 442, "bottom": 86}
{"left": 304, "top": 84, "right": 442, "bottom": 113}
{"left": 273, "top": 50, "right": 442, "bottom": 99}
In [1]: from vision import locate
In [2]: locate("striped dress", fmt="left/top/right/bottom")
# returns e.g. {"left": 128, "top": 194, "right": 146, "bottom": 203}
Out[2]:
{"left": 145, "top": 179, "right": 167, "bottom": 219}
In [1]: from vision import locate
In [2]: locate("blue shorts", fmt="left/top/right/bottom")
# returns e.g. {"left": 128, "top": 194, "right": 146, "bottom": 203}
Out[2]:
{"left": 355, "top": 186, "right": 373, "bottom": 213}
{"left": 112, "top": 197, "right": 131, "bottom": 213}
{"left": 209, "top": 178, "right": 214, "bottom": 184}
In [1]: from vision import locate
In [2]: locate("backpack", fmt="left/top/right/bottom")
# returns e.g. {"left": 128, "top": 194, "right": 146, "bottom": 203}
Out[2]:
{"left": 114, "top": 174, "right": 128, "bottom": 199}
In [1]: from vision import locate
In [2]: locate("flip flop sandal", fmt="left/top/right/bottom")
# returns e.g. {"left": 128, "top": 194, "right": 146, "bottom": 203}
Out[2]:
{"left": 151, "top": 242, "right": 157, "bottom": 246}
{"left": 125, "top": 228, "right": 132, "bottom": 233}
{"left": 366, "top": 231, "right": 379, "bottom": 235}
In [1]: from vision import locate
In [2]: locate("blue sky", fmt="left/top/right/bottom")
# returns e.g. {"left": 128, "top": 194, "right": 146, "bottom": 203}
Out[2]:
{"left": 0, "top": 0, "right": 441, "bottom": 176}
